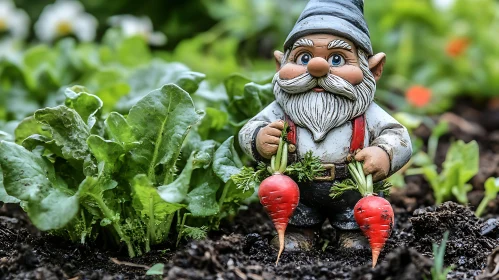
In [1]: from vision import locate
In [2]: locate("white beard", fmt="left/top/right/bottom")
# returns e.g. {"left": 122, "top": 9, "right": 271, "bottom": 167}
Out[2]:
{"left": 273, "top": 50, "right": 376, "bottom": 142}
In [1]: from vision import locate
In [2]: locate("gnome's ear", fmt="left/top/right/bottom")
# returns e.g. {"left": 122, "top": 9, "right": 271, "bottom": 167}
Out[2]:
{"left": 274, "top": 50, "right": 284, "bottom": 71}
{"left": 368, "top": 53, "right": 386, "bottom": 82}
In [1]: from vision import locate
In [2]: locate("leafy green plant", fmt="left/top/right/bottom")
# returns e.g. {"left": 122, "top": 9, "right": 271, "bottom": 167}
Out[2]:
{"left": 429, "top": 231, "right": 454, "bottom": 280}
{"left": 0, "top": 84, "right": 247, "bottom": 257}
{"left": 422, "top": 140, "right": 479, "bottom": 205}
{"left": 475, "top": 177, "right": 499, "bottom": 217}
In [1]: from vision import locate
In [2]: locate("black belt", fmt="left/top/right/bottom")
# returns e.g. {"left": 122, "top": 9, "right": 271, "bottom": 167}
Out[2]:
{"left": 314, "top": 163, "right": 349, "bottom": 181}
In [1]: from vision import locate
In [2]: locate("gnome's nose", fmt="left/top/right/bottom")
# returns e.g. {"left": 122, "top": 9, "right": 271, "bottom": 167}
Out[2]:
{"left": 307, "top": 57, "right": 330, "bottom": 78}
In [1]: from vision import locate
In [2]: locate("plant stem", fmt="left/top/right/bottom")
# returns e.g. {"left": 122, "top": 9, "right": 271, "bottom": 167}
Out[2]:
{"left": 428, "top": 135, "right": 439, "bottom": 163}
{"left": 268, "top": 133, "right": 289, "bottom": 174}
{"left": 347, "top": 161, "right": 374, "bottom": 197}
{"left": 348, "top": 164, "right": 364, "bottom": 194}
{"left": 146, "top": 195, "right": 154, "bottom": 252}
{"left": 366, "top": 174, "right": 373, "bottom": 194}
{"left": 91, "top": 193, "right": 135, "bottom": 257}
{"left": 279, "top": 142, "right": 288, "bottom": 173}
{"left": 356, "top": 161, "right": 367, "bottom": 189}
{"left": 270, "top": 156, "right": 276, "bottom": 173}
{"left": 475, "top": 197, "right": 490, "bottom": 217}
{"left": 176, "top": 213, "right": 191, "bottom": 247}
{"left": 274, "top": 138, "right": 284, "bottom": 172}
{"left": 218, "top": 181, "right": 230, "bottom": 212}
{"left": 163, "top": 213, "right": 175, "bottom": 241}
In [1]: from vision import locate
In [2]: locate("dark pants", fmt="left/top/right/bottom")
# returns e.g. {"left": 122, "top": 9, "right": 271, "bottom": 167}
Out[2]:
{"left": 289, "top": 181, "right": 362, "bottom": 230}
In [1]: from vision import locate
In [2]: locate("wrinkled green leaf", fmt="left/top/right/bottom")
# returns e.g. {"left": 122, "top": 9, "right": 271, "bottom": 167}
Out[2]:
{"left": 78, "top": 176, "right": 118, "bottom": 215}
{"left": 132, "top": 175, "right": 184, "bottom": 220}
{"left": 65, "top": 86, "right": 103, "bottom": 129}
{"left": 0, "top": 141, "right": 78, "bottom": 230}
{"left": 87, "top": 135, "right": 124, "bottom": 174}
{"left": 0, "top": 166, "right": 20, "bottom": 203}
{"left": 213, "top": 136, "right": 243, "bottom": 183}
{"left": 21, "top": 134, "right": 62, "bottom": 156}
{"left": 158, "top": 151, "right": 200, "bottom": 204}
{"left": 127, "top": 84, "right": 204, "bottom": 183}
{"left": 187, "top": 169, "right": 222, "bottom": 217}
{"left": 34, "top": 106, "right": 90, "bottom": 161}
{"left": 104, "top": 112, "right": 138, "bottom": 150}
{"left": 15, "top": 116, "right": 49, "bottom": 144}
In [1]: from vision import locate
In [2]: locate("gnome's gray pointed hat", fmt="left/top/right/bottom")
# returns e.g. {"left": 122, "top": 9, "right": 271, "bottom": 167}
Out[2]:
{"left": 284, "top": 0, "right": 372, "bottom": 55}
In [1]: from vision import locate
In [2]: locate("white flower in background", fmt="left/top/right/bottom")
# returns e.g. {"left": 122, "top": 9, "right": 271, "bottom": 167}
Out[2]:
{"left": 433, "top": 0, "right": 456, "bottom": 11}
{"left": 108, "top": 15, "right": 166, "bottom": 46}
{"left": 0, "top": 0, "right": 30, "bottom": 39}
{"left": 0, "top": 38, "right": 22, "bottom": 61}
{"left": 35, "top": 0, "right": 97, "bottom": 43}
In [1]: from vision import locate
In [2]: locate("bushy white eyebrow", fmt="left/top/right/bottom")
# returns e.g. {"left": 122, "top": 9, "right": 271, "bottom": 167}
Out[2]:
{"left": 292, "top": 38, "right": 314, "bottom": 50}
{"left": 327, "top": 39, "right": 352, "bottom": 51}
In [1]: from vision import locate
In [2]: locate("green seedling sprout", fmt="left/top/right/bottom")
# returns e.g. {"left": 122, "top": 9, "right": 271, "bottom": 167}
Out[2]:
{"left": 422, "top": 140, "right": 478, "bottom": 205}
{"left": 427, "top": 121, "right": 449, "bottom": 163}
{"left": 475, "top": 177, "right": 499, "bottom": 217}
{"left": 429, "top": 231, "right": 454, "bottom": 280}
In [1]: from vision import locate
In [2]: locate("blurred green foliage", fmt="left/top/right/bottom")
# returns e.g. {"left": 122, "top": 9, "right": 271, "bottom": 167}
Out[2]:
{"left": 10, "top": 0, "right": 499, "bottom": 107}
{"left": 2, "top": 0, "right": 498, "bottom": 128}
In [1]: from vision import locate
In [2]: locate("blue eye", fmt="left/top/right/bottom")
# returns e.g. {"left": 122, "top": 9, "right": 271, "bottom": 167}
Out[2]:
{"left": 329, "top": 54, "right": 346, "bottom": 67}
{"left": 296, "top": 53, "right": 312, "bottom": 65}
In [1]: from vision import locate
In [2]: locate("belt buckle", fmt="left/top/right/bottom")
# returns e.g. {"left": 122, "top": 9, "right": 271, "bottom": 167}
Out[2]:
{"left": 315, "top": 163, "right": 335, "bottom": 181}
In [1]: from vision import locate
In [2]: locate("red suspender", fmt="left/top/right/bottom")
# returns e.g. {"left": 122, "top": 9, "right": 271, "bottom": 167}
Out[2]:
{"left": 349, "top": 114, "right": 366, "bottom": 153}
{"left": 285, "top": 115, "right": 297, "bottom": 145}
{"left": 284, "top": 114, "right": 365, "bottom": 153}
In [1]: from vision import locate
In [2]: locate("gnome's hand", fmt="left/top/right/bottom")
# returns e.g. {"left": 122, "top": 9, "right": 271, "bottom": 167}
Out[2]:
{"left": 354, "top": 146, "right": 390, "bottom": 182}
{"left": 256, "top": 120, "right": 285, "bottom": 159}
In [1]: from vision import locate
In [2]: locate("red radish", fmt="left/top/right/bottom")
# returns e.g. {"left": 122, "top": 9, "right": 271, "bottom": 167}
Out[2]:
{"left": 354, "top": 195, "right": 394, "bottom": 267}
{"left": 259, "top": 174, "right": 299, "bottom": 264}
{"left": 347, "top": 161, "right": 394, "bottom": 267}
{"left": 258, "top": 131, "right": 300, "bottom": 265}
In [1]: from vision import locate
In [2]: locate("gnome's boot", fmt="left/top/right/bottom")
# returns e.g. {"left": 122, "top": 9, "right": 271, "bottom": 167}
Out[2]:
{"left": 336, "top": 229, "right": 370, "bottom": 250}
{"left": 269, "top": 226, "right": 316, "bottom": 252}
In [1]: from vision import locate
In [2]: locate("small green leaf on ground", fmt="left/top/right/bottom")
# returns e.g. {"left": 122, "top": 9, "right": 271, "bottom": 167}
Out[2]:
{"left": 146, "top": 263, "right": 164, "bottom": 276}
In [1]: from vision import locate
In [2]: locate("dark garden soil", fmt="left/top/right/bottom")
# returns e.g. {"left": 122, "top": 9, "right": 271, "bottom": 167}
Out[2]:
{"left": 2, "top": 98, "right": 499, "bottom": 280}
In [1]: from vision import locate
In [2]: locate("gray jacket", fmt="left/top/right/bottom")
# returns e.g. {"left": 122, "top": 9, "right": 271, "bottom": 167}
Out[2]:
{"left": 238, "top": 101, "right": 412, "bottom": 176}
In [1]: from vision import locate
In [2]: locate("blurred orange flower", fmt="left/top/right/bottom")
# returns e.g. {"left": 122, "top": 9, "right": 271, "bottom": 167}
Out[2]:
{"left": 405, "top": 86, "right": 432, "bottom": 107}
{"left": 446, "top": 38, "right": 470, "bottom": 57}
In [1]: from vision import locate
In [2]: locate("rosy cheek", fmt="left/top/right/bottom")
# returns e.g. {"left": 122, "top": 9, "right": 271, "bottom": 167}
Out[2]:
{"left": 330, "top": 66, "right": 364, "bottom": 85}
{"left": 278, "top": 64, "right": 307, "bottom": 80}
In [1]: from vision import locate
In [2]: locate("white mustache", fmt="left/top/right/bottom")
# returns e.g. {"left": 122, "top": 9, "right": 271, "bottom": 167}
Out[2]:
{"left": 273, "top": 72, "right": 357, "bottom": 101}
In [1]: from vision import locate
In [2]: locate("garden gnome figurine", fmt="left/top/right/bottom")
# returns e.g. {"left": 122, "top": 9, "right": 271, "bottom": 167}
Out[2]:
{"left": 239, "top": 0, "right": 412, "bottom": 251}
